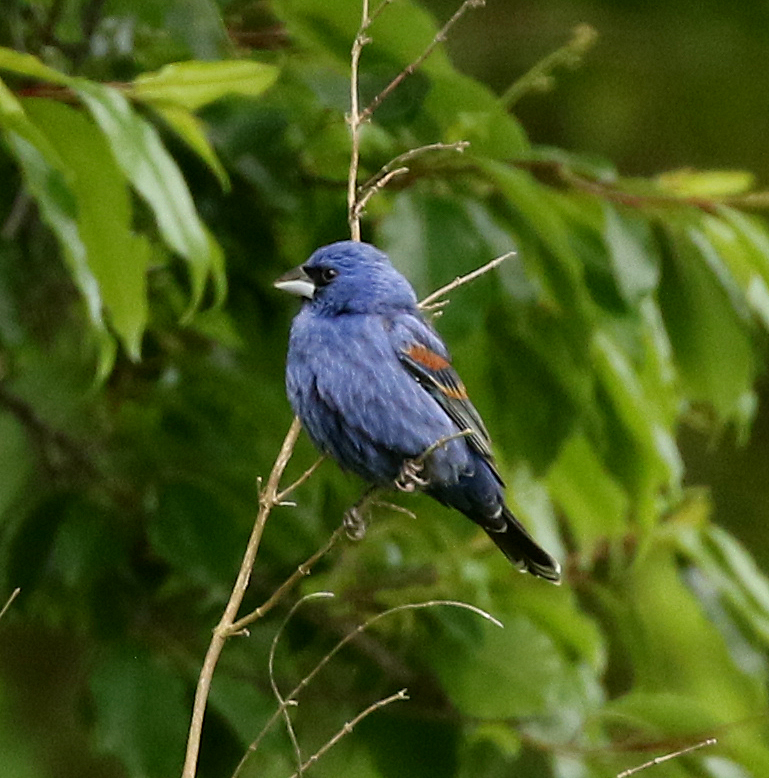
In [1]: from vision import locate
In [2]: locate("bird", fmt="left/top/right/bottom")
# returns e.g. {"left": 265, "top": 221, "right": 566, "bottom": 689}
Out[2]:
{"left": 274, "top": 240, "right": 561, "bottom": 583}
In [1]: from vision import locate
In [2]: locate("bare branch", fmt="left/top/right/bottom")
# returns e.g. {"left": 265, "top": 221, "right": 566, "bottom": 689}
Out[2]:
{"left": 353, "top": 167, "right": 409, "bottom": 222}
{"left": 182, "top": 417, "right": 303, "bottom": 778}
{"left": 285, "top": 689, "right": 409, "bottom": 778}
{"left": 0, "top": 588, "right": 20, "bottom": 621}
{"left": 616, "top": 738, "right": 717, "bottom": 778}
{"left": 228, "top": 526, "right": 344, "bottom": 634}
{"left": 371, "top": 500, "right": 417, "bottom": 520}
{"left": 234, "top": 598, "right": 502, "bottom": 777}
{"left": 359, "top": 0, "right": 486, "bottom": 124}
{"left": 348, "top": 0, "right": 480, "bottom": 237}
{"left": 347, "top": 0, "right": 378, "bottom": 240}
{"left": 419, "top": 251, "right": 515, "bottom": 309}
{"left": 356, "top": 141, "right": 470, "bottom": 212}
{"left": 269, "top": 593, "right": 335, "bottom": 777}
{"left": 276, "top": 456, "right": 326, "bottom": 504}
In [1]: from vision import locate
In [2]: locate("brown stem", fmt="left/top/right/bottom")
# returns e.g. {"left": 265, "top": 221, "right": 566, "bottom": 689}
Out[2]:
{"left": 181, "top": 417, "right": 302, "bottom": 778}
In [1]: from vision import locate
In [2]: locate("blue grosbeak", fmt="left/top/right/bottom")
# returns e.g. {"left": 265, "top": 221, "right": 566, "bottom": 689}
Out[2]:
{"left": 275, "top": 241, "right": 560, "bottom": 583}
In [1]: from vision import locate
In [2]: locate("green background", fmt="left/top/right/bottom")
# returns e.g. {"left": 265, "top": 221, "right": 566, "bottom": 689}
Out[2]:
{"left": 2, "top": 1, "right": 769, "bottom": 777}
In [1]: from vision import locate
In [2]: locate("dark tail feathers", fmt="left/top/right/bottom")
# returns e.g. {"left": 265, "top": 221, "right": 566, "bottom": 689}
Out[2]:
{"left": 485, "top": 505, "right": 561, "bottom": 584}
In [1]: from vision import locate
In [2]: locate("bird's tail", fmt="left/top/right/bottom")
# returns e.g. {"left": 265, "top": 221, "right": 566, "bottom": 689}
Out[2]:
{"left": 486, "top": 505, "right": 562, "bottom": 584}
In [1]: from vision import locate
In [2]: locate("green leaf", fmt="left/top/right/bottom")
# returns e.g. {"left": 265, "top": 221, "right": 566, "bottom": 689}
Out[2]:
{"left": 656, "top": 168, "right": 755, "bottom": 198}
{"left": 0, "top": 77, "right": 63, "bottom": 162}
{"left": 704, "top": 208, "right": 769, "bottom": 332}
{"left": 677, "top": 524, "right": 769, "bottom": 647}
{"left": 23, "top": 98, "right": 150, "bottom": 360}
{"left": 658, "top": 227, "right": 756, "bottom": 419}
{"left": 482, "top": 161, "right": 593, "bottom": 321}
{"left": 3, "top": 129, "right": 116, "bottom": 378}
{"left": 547, "top": 431, "right": 629, "bottom": 548}
{"left": 73, "top": 80, "right": 226, "bottom": 313}
{"left": 603, "top": 205, "right": 660, "bottom": 304}
{"left": 149, "top": 103, "right": 230, "bottom": 189}
{"left": 0, "top": 46, "right": 73, "bottom": 86}
{"left": 131, "top": 60, "right": 279, "bottom": 110}
{"left": 427, "top": 73, "right": 528, "bottom": 158}
{"left": 591, "top": 328, "right": 683, "bottom": 506}
{"left": 165, "top": 0, "right": 232, "bottom": 60}
{"left": 428, "top": 612, "right": 580, "bottom": 719}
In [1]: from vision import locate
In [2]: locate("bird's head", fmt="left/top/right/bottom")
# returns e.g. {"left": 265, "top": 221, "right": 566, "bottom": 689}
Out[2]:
{"left": 274, "top": 241, "right": 418, "bottom": 315}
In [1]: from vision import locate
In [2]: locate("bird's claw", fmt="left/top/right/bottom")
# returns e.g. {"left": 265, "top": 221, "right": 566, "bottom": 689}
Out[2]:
{"left": 395, "top": 458, "right": 428, "bottom": 492}
{"left": 343, "top": 505, "right": 367, "bottom": 541}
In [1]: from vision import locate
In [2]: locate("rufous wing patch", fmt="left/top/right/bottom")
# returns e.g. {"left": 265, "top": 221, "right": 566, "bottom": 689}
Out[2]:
{"left": 405, "top": 344, "right": 468, "bottom": 400}
{"left": 406, "top": 343, "right": 450, "bottom": 371}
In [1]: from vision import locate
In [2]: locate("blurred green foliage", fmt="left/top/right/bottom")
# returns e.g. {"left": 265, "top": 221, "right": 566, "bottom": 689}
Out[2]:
{"left": 1, "top": 1, "right": 769, "bottom": 777}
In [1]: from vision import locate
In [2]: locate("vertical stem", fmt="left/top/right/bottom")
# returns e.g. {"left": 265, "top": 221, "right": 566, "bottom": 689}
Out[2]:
{"left": 181, "top": 417, "right": 303, "bottom": 778}
{"left": 347, "top": 0, "right": 370, "bottom": 241}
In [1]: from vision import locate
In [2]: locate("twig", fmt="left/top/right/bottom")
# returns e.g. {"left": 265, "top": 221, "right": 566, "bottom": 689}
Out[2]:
{"left": 0, "top": 588, "right": 20, "bottom": 621}
{"left": 358, "top": 0, "right": 486, "bottom": 124}
{"left": 500, "top": 24, "right": 598, "bottom": 109}
{"left": 347, "top": 0, "right": 375, "bottom": 240}
{"left": 285, "top": 689, "right": 409, "bottom": 778}
{"left": 182, "top": 416, "right": 303, "bottom": 778}
{"left": 275, "top": 456, "right": 326, "bottom": 504}
{"left": 352, "top": 167, "right": 409, "bottom": 222}
{"left": 269, "top": 593, "right": 334, "bottom": 777}
{"left": 229, "top": 526, "right": 344, "bottom": 634}
{"left": 371, "top": 501, "right": 417, "bottom": 520}
{"left": 616, "top": 737, "right": 717, "bottom": 778}
{"left": 347, "top": 0, "right": 481, "bottom": 238}
{"left": 419, "top": 251, "right": 514, "bottom": 309}
{"left": 358, "top": 141, "right": 470, "bottom": 198}
{"left": 234, "top": 598, "right": 502, "bottom": 777}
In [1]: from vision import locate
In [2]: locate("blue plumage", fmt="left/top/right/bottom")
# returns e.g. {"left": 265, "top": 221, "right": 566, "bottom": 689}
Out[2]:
{"left": 275, "top": 241, "right": 560, "bottom": 582}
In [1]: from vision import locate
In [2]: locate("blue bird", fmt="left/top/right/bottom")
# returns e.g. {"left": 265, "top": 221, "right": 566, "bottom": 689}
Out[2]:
{"left": 275, "top": 240, "right": 561, "bottom": 583}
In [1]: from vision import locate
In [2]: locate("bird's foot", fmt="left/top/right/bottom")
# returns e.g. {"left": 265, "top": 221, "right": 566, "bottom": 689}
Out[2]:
{"left": 395, "top": 458, "right": 428, "bottom": 493}
{"left": 343, "top": 504, "right": 368, "bottom": 540}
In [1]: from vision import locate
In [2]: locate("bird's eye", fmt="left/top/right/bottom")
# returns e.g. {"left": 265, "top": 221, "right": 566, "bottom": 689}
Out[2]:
{"left": 319, "top": 267, "right": 338, "bottom": 284}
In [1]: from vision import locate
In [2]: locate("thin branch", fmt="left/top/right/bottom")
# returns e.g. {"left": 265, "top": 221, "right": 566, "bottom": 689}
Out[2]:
{"left": 347, "top": 0, "right": 480, "bottom": 237}
{"left": 275, "top": 455, "right": 326, "bottom": 504}
{"left": 269, "top": 593, "right": 334, "bottom": 777}
{"left": 616, "top": 737, "right": 717, "bottom": 778}
{"left": 182, "top": 416, "right": 303, "bottom": 778}
{"left": 500, "top": 24, "right": 598, "bottom": 109}
{"left": 0, "top": 588, "right": 20, "bottom": 621}
{"left": 228, "top": 526, "right": 344, "bottom": 634}
{"left": 353, "top": 141, "right": 470, "bottom": 220}
{"left": 235, "top": 599, "right": 502, "bottom": 777}
{"left": 419, "top": 251, "right": 515, "bottom": 309}
{"left": 372, "top": 501, "right": 417, "bottom": 520}
{"left": 285, "top": 689, "right": 409, "bottom": 778}
{"left": 347, "top": 0, "right": 374, "bottom": 240}
{"left": 352, "top": 167, "right": 408, "bottom": 222}
{"left": 359, "top": 141, "right": 469, "bottom": 195}
{"left": 359, "top": 0, "right": 486, "bottom": 124}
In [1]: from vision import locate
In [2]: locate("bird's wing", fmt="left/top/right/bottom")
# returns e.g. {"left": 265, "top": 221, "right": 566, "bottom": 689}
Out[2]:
{"left": 395, "top": 321, "right": 503, "bottom": 484}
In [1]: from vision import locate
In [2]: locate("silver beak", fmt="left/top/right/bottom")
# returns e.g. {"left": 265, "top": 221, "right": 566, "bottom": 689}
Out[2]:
{"left": 274, "top": 265, "right": 315, "bottom": 299}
